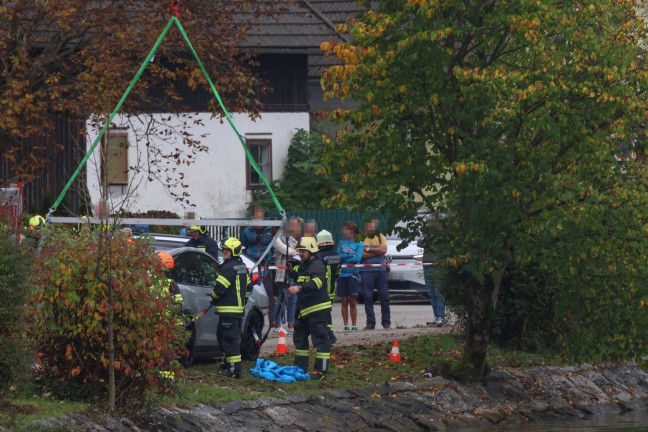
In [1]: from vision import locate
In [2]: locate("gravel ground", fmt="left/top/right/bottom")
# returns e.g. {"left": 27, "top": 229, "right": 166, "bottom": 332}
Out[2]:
{"left": 261, "top": 303, "right": 454, "bottom": 355}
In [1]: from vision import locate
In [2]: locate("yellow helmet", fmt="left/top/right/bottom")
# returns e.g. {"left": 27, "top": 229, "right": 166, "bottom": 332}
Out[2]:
{"left": 188, "top": 217, "right": 206, "bottom": 235}
{"left": 222, "top": 237, "right": 243, "bottom": 256}
{"left": 188, "top": 224, "right": 205, "bottom": 235}
{"left": 29, "top": 215, "right": 46, "bottom": 228}
{"left": 296, "top": 236, "right": 319, "bottom": 253}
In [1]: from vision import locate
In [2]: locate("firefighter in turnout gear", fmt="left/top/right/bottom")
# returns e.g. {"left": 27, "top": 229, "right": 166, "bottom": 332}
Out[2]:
{"left": 211, "top": 237, "right": 251, "bottom": 378}
{"left": 288, "top": 237, "right": 331, "bottom": 380}
{"left": 315, "top": 230, "right": 341, "bottom": 345}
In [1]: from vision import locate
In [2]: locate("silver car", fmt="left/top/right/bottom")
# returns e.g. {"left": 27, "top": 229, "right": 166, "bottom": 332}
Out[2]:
{"left": 143, "top": 234, "right": 269, "bottom": 361}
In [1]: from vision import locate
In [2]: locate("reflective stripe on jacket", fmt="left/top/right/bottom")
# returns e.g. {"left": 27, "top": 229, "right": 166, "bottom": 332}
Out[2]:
{"left": 211, "top": 256, "right": 251, "bottom": 317}
{"left": 315, "top": 246, "right": 341, "bottom": 300}
{"left": 291, "top": 255, "right": 330, "bottom": 318}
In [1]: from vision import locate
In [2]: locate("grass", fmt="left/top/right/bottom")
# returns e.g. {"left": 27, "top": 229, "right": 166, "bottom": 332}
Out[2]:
{"left": 1, "top": 333, "right": 562, "bottom": 429}
{"left": 162, "top": 333, "right": 562, "bottom": 409}
{"left": 0, "top": 397, "right": 89, "bottom": 430}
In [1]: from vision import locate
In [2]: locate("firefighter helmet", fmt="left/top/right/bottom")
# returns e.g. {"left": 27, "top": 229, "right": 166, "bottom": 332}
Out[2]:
{"left": 296, "top": 236, "right": 319, "bottom": 253}
{"left": 29, "top": 215, "right": 46, "bottom": 228}
{"left": 316, "top": 230, "right": 334, "bottom": 245}
{"left": 157, "top": 251, "right": 175, "bottom": 270}
{"left": 222, "top": 237, "right": 243, "bottom": 256}
{"left": 188, "top": 224, "right": 206, "bottom": 235}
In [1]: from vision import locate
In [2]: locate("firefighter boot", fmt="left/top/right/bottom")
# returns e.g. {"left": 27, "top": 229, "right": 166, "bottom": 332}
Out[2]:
{"left": 222, "top": 362, "right": 241, "bottom": 379}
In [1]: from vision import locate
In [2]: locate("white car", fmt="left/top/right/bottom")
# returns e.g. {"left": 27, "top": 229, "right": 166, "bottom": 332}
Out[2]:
{"left": 385, "top": 232, "right": 427, "bottom": 298}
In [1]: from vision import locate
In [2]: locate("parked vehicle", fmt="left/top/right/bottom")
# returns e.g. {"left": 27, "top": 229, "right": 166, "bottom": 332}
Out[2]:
{"left": 385, "top": 231, "right": 426, "bottom": 297}
{"left": 140, "top": 233, "right": 269, "bottom": 361}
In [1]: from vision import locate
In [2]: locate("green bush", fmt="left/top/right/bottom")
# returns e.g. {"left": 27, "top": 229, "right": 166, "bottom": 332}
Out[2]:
{"left": 0, "top": 224, "right": 33, "bottom": 397}
{"left": 26, "top": 228, "right": 186, "bottom": 407}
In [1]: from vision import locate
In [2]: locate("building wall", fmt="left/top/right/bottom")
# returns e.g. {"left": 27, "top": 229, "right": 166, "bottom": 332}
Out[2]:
{"left": 86, "top": 111, "right": 308, "bottom": 218}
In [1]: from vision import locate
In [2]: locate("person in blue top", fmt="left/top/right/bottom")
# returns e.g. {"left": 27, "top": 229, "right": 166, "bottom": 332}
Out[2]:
{"left": 336, "top": 221, "right": 363, "bottom": 333}
{"left": 240, "top": 206, "right": 276, "bottom": 326}
{"left": 240, "top": 206, "right": 275, "bottom": 262}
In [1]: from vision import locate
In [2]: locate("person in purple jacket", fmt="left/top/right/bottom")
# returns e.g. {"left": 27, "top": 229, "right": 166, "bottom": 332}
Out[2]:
{"left": 336, "top": 221, "right": 363, "bottom": 333}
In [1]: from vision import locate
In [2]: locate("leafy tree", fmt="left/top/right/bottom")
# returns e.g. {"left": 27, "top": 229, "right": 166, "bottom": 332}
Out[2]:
{"left": 0, "top": 224, "right": 32, "bottom": 398}
{"left": 321, "top": 0, "right": 648, "bottom": 381}
{"left": 26, "top": 228, "right": 187, "bottom": 408}
{"left": 0, "top": 0, "right": 278, "bottom": 179}
{"left": 250, "top": 128, "right": 342, "bottom": 210}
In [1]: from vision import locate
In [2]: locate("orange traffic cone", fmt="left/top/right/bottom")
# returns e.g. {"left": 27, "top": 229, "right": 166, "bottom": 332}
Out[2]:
{"left": 275, "top": 330, "right": 289, "bottom": 354}
{"left": 389, "top": 339, "right": 401, "bottom": 363}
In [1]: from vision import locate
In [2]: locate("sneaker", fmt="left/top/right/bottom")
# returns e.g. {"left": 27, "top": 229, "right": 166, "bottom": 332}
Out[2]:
{"left": 351, "top": 326, "right": 359, "bottom": 332}
{"left": 343, "top": 326, "right": 350, "bottom": 333}
{"left": 273, "top": 327, "right": 285, "bottom": 334}
{"left": 286, "top": 326, "right": 294, "bottom": 334}
{"left": 309, "top": 370, "right": 326, "bottom": 381}
{"left": 382, "top": 323, "right": 391, "bottom": 329}
{"left": 426, "top": 321, "right": 436, "bottom": 327}
{"left": 363, "top": 324, "right": 375, "bottom": 330}
{"left": 435, "top": 317, "right": 445, "bottom": 327}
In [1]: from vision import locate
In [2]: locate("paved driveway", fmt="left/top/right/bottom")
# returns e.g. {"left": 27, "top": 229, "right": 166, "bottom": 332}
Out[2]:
{"left": 261, "top": 303, "right": 454, "bottom": 355}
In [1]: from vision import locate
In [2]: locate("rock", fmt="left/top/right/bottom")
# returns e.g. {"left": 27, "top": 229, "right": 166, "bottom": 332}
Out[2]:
{"left": 25, "top": 362, "right": 648, "bottom": 431}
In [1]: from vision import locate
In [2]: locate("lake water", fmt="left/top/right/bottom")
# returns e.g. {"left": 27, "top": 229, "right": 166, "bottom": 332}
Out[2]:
{"left": 466, "top": 409, "right": 648, "bottom": 431}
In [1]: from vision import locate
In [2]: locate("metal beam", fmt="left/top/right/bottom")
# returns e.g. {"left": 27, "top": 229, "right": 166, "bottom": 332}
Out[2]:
{"left": 48, "top": 217, "right": 283, "bottom": 227}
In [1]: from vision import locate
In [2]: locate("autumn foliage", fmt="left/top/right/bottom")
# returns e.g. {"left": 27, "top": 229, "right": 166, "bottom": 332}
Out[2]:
{"left": 26, "top": 228, "right": 186, "bottom": 406}
{"left": 0, "top": 0, "right": 279, "bottom": 179}
{"left": 320, "top": 0, "right": 648, "bottom": 380}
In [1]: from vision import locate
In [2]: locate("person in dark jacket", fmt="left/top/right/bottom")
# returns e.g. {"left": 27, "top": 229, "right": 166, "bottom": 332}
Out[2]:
{"left": 185, "top": 222, "right": 219, "bottom": 260}
{"left": 315, "top": 230, "right": 341, "bottom": 345}
{"left": 288, "top": 237, "right": 331, "bottom": 380}
{"left": 211, "top": 237, "right": 251, "bottom": 378}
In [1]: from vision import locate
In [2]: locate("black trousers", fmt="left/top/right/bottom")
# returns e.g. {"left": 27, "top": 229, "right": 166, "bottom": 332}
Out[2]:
{"left": 217, "top": 315, "right": 242, "bottom": 369}
{"left": 293, "top": 309, "right": 331, "bottom": 373}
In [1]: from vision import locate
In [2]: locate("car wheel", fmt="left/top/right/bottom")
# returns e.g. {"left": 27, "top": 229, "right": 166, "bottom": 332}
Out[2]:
{"left": 241, "top": 308, "right": 264, "bottom": 361}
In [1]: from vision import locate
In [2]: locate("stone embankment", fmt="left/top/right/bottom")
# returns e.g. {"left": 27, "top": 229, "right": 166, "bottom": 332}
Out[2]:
{"left": 27, "top": 362, "right": 648, "bottom": 432}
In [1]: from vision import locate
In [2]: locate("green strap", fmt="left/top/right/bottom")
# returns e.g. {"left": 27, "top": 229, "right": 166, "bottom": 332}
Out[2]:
{"left": 173, "top": 18, "right": 284, "bottom": 215}
{"left": 49, "top": 16, "right": 284, "bottom": 217}
{"left": 49, "top": 17, "right": 176, "bottom": 216}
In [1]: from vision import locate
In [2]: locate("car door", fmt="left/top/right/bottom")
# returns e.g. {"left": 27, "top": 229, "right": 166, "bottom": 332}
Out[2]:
{"left": 171, "top": 250, "right": 220, "bottom": 353}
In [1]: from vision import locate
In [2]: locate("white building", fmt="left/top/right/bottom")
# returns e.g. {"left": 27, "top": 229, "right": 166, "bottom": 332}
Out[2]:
{"left": 83, "top": 1, "right": 359, "bottom": 218}
{"left": 86, "top": 111, "right": 308, "bottom": 218}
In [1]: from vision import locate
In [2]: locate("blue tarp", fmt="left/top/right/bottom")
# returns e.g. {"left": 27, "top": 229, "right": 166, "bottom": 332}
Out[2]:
{"left": 249, "top": 358, "right": 310, "bottom": 382}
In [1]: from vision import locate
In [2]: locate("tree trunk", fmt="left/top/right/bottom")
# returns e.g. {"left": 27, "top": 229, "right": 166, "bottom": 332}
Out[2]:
{"left": 108, "top": 283, "right": 115, "bottom": 414}
{"left": 459, "top": 280, "right": 493, "bottom": 382}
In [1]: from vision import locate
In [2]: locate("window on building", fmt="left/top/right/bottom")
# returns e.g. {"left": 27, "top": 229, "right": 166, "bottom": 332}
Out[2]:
{"left": 102, "top": 131, "right": 129, "bottom": 185}
{"left": 246, "top": 138, "right": 272, "bottom": 190}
